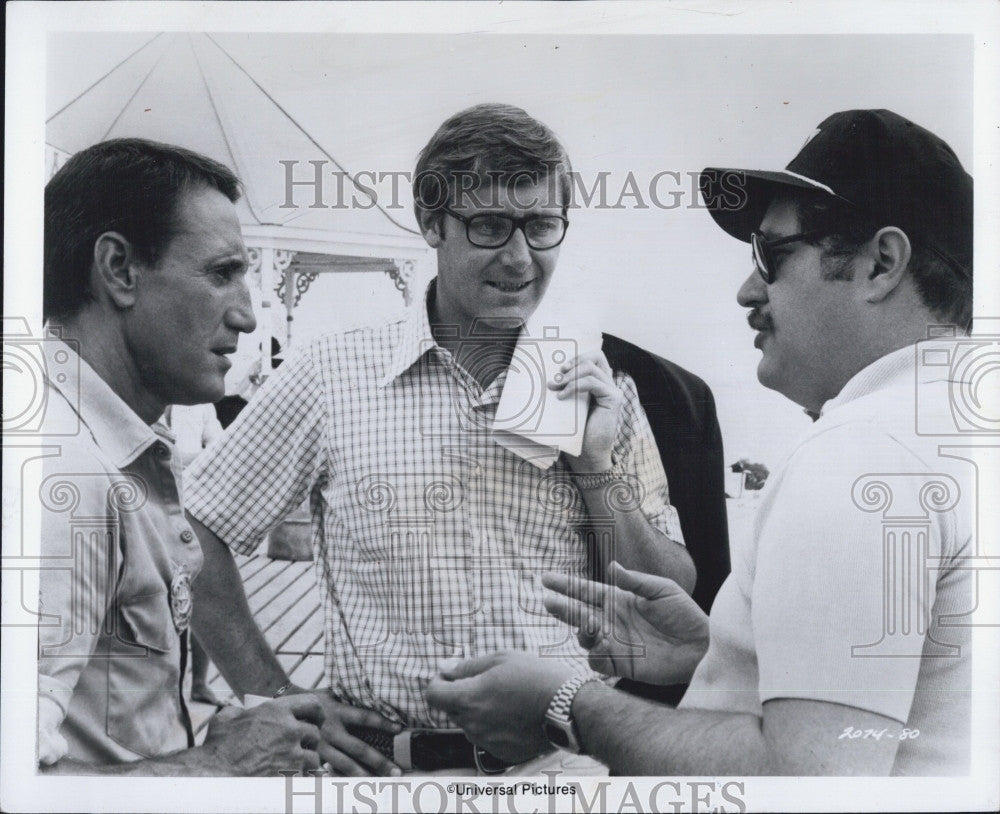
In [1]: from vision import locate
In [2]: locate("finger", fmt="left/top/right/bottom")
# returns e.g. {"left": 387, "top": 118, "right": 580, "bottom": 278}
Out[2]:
{"left": 608, "top": 560, "right": 679, "bottom": 601}
{"left": 300, "top": 723, "right": 322, "bottom": 751}
{"left": 564, "top": 352, "right": 615, "bottom": 379}
{"left": 334, "top": 703, "right": 402, "bottom": 733}
{"left": 424, "top": 675, "right": 465, "bottom": 714}
{"left": 543, "top": 591, "right": 597, "bottom": 628}
{"left": 283, "top": 696, "right": 326, "bottom": 727}
{"left": 548, "top": 358, "right": 603, "bottom": 392}
{"left": 591, "top": 351, "right": 613, "bottom": 375}
{"left": 323, "top": 729, "right": 403, "bottom": 776}
{"left": 554, "top": 374, "right": 622, "bottom": 404}
{"left": 297, "top": 746, "right": 322, "bottom": 773}
{"left": 576, "top": 613, "right": 605, "bottom": 651}
{"left": 317, "top": 742, "right": 374, "bottom": 777}
{"left": 437, "top": 652, "right": 507, "bottom": 681}
{"left": 542, "top": 571, "right": 608, "bottom": 607}
{"left": 551, "top": 360, "right": 609, "bottom": 388}
{"left": 564, "top": 350, "right": 611, "bottom": 369}
{"left": 587, "top": 646, "right": 617, "bottom": 677}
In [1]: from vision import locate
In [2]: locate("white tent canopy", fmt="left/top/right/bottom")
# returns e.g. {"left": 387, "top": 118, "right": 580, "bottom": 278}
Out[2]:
{"left": 46, "top": 32, "right": 431, "bottom": 377}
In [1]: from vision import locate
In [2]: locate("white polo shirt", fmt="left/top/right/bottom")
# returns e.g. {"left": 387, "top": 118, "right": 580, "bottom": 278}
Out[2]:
{"left": 681, "top": 344, "right": 974, "bottom": 775}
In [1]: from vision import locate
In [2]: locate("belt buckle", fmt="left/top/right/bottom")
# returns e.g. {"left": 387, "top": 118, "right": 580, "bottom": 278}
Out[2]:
{"left": 473, "top": 745, "right": 507, "bottom": 775}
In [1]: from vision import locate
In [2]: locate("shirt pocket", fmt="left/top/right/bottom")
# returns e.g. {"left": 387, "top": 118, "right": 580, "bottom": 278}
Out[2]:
{"left": 106, "top": 591, "right": 185, "bottom": 759}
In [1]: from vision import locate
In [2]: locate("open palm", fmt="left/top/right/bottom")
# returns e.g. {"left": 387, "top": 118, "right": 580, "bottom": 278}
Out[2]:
{"left": 542, "top": 562, "right": 709, "bottom": 685}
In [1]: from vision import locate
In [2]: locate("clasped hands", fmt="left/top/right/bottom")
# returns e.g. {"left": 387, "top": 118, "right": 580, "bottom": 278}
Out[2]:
{"left": 203, "top": 688, "right": 403, "bottom": 776}
{"left": 424, "top": 562, "right": 710, "bottom": 762}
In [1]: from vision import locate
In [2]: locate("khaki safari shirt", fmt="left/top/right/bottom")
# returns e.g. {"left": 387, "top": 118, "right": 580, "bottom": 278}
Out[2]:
{"left": 37, "top": 337, "right": 203, "bottom": 766}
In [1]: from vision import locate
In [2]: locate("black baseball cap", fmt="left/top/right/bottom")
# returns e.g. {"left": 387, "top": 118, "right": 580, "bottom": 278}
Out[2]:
{"left": 699, "top": 109, "right": 973, "bottom": 278}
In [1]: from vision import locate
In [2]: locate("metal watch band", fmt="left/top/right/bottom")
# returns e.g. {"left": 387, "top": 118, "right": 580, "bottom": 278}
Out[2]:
{"left": 544, "top": 674, "right": 601, "bottom": 754}
{"left": 569, "top": 469, "right": 618, "bottom": 490}
{"left": 546, "top": 674, "right": 597, "bottom": 724}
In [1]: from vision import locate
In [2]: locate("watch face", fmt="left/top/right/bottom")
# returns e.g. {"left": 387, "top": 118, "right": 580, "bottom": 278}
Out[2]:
{"left": 544, "top": 722, "right": 571, "bottom": 749}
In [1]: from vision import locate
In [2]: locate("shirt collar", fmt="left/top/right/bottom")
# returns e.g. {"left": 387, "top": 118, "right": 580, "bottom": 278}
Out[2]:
{"left": 43, "top": 335, "right": 163, "bottom": 468}
{"left": 379, "top": 277, "right": 443, "bottom": 387}
{"left": 819, "top": 344, "right": 917, "bottom": 417}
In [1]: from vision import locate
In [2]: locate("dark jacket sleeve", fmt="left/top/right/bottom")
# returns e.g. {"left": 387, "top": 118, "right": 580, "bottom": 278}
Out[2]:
{"left": 602, "top": 333, "right": 731, "bottom": 706}
{"left": 602, "top": 333, "right": 730, "bottom": 611}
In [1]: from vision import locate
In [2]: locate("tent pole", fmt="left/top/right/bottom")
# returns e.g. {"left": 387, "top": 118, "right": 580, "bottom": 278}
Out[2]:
{"left": 259, "top": 247, "right": 274, "bottom": 380}
{"left": 284, "top": 266, "right": 296, "bottom": 348}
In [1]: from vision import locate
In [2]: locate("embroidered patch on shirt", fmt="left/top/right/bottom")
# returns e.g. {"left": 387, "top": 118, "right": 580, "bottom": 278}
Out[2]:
{"left": 169, "top": 566, "right": 193, "bottom": 633}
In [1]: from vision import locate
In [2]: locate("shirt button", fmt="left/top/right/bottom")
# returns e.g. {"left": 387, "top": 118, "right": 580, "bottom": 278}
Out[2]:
{"left": 154, "top": 443, "right": 169, "bottom": 458}
{"left": 180, "top": 529, "right": 195, "bottom": 543}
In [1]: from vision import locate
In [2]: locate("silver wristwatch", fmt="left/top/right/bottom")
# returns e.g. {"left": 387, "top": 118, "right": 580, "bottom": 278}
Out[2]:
{"left": 543, "top": 674, "right": 600, "bottom": 754}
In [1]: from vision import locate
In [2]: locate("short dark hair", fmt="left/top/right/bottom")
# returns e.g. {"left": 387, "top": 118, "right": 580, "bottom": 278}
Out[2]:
{"left": 44, "top": 138, "right": 242, "bottom": 321}
{"left": 412, "top": 103, "right": 571, "bottom": 225}
{"left": 784, "top": 191, "right": 972, "bottom": 329}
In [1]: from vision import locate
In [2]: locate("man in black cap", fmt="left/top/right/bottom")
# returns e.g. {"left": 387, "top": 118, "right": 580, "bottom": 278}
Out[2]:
{"left": 424, "top": 109, "right": 975, "bottom": 776}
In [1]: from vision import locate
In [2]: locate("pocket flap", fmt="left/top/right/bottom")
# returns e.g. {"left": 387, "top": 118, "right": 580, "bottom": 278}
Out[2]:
{"left": 118, "top": 592, "right": 173, "bottom": 653}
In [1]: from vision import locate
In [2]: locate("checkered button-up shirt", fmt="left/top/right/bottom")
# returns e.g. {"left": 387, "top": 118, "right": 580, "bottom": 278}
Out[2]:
{"left": 185, "top": 284, "right": 684, "bottom": 726}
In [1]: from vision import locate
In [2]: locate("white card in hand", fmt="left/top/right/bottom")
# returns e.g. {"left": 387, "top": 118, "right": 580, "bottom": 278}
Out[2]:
{"left": 493, "top": 324, "right": 600, "bottom": 469}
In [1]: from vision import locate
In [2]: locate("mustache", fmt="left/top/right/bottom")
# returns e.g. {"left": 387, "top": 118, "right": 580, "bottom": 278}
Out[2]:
{"left": 747, "top": 310, "right": 773, "bottom": 332}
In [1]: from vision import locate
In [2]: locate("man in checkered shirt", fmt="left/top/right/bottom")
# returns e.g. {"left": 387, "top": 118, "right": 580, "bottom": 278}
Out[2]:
{"left": 186, "top": 103, "right": 695, "bottom": 772}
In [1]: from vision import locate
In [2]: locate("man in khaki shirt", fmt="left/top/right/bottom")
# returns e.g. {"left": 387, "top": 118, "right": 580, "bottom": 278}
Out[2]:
{"left": 38, "top": 137, "right": 397, "bottom": 775}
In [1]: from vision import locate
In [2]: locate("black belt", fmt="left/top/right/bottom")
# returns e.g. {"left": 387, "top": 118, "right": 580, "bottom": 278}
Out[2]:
{"left": 348, "top": 726, "right": 510, "bottom": 773}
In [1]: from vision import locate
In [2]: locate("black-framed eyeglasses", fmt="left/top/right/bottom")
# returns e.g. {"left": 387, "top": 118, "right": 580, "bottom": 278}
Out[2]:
{"left": 442, "top": 206, "right": 569, "bottom": 250}
{"left": 750, "top": 229, "right": 832, "bottom": 283}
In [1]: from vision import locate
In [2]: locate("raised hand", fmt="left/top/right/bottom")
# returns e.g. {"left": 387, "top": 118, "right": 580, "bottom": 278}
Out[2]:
{"left": 543, "top": 561, "right": 709, "bottom": 685}
{"left": 549, "top": 350, "right": 623, "bottom": 472}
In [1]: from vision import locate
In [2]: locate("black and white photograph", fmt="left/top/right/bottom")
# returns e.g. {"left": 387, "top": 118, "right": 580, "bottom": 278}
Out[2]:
{"left": 3, "top": 2, "right": 999, "bottom": 812}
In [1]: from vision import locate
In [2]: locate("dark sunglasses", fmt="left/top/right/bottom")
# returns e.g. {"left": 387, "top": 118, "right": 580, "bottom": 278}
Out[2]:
{"left": 750, "top": 229, "right": 832, "bottom": 283}
{"left": 753, "top": 226, "right": 971, "bottom": 286}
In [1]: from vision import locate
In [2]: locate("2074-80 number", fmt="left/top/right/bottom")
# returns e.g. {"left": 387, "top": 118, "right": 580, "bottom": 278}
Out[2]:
{"left": 839, "top": 727, "right": 920, "bottom": 741}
